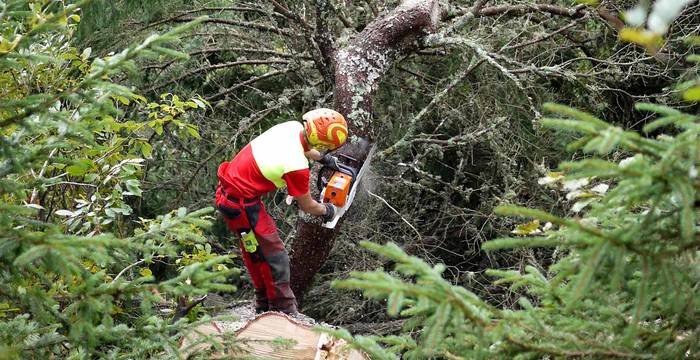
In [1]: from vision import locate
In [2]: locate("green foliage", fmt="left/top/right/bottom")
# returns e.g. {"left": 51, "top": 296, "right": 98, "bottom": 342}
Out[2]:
{"left": 0, "top": 2, "right": 236, "bottom": 358}
{"left": 331, "top": 28, "right": 700, "bottom": 360}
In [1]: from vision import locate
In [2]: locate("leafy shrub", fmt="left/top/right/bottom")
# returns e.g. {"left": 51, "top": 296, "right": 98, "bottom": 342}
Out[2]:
{"left": 0, "top": 2, "right": 235, "bottom": 358}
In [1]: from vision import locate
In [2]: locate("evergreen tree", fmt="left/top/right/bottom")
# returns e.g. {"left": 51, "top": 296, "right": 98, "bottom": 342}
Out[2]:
{"left": 329, "top": 2, "right": 700, "bottom": 359}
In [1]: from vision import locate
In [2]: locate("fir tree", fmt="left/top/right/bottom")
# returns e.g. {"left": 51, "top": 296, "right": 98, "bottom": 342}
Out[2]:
{"left": 330, "top": 2, "right": 700, "bottom": 359}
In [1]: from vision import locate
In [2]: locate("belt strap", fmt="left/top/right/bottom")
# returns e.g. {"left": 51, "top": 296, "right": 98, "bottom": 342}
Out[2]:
{"left": 220, "top": 186, "right": 259, "bottom": 205}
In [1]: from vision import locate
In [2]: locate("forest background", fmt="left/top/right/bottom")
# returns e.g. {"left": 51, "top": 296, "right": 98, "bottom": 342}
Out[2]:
{"left": 1, "top": 0, "right": 698, "bottom": 359}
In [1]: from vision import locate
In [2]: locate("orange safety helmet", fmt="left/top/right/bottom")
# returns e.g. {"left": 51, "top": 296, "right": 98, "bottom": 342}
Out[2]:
{"left": 302, "top": 108, "right": 348, "bottom": 151}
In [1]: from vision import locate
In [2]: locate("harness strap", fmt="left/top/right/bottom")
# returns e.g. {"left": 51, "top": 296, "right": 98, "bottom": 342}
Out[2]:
{"left": 219, "top": 186, "right": 259, "bottom": 205}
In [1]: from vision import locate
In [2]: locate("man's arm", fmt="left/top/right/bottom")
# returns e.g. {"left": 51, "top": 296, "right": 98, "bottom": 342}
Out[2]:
{"left": 294, "top": 191, "right": 328, "bottom": 216}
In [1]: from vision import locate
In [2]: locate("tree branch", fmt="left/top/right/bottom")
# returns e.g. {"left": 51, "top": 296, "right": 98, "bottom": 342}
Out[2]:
{"left": 142, "top": 47, "right": 311, "bottom": 71}
{"left": 140, "top": 6, "right": 284, "bottom": 31}
{"left": 205, "top": 68, "right": 293, "bottom": 101}
{"left": 170, "top": 17, "right": 296, "bottom": 36}
{"left": 148, "top": 59, "right": 290, "bottom": 92}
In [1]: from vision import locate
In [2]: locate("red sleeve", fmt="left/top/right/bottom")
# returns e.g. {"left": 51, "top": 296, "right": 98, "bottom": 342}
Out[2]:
{"left": 283, "top": 168, "right": 310, "bottom": 197}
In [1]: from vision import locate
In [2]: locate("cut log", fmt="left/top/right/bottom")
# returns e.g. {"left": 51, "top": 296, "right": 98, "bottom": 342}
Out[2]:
{"left": 178, "top": 312, "right": 368, "bottom": 359}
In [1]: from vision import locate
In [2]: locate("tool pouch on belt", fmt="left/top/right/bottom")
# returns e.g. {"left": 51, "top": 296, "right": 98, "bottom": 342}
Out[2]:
{"left": 241, "top": 231, "right": 259, "bottom": 253}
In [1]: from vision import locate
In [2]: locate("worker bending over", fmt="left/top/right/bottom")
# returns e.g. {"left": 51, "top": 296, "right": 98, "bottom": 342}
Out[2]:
{"left": 215, "top": 108, "right": 348, "bottom": 315}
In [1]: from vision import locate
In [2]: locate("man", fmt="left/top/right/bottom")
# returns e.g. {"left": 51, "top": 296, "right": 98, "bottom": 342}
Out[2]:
{"left": 215, "top": 108, "right": 348, "bottom": 315}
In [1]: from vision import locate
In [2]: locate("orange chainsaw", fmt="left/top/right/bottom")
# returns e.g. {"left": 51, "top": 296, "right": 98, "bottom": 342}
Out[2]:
{"left": 317, "top": 147, "right": 375, "bottom": 228}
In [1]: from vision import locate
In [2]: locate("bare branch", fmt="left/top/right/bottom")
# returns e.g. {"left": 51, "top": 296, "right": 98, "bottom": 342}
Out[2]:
{"left": 170, "top": 17, "right": 296, "bottom": 36}
{"left": 477, "top": 4, "right": 587, "bottom": 18}
{"left": 142, "top": 47, "right": 311, "bottom": 72}
{"left": 379, "top": 58, "right": 485, "bottom": 159}
{"left": 149, "top": 59, "right": 290, "bottom": 92}
{"left": 500, "top": 18, "right": 582, "bottom": 51}
{"left": 367, "top": 190, "right": 422, "bottom": 240}
{"left": 174, "top": 88, "right": 306, "bottom": 205}
{"left": 141, "top": 5, "right": 284, "bottom": 30}
{"left": 205, "top": 68, "right": 293, "bottom": 101}
{"left": 267, "top": 0, "right": 311, "bottom": 29}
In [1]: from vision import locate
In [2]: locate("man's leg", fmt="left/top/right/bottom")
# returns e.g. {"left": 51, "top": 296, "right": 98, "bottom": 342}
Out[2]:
{"left": 216, "top": 188, "right": 270, "bottom": 312}
{"left": 244, "top": 202, "right": 297, "bottom": 314}
{"left": 240, "top": 249, "right": 270, "bottom": 313}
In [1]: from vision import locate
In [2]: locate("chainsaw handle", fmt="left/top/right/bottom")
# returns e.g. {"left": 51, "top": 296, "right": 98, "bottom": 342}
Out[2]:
{"left": 316, "top": 172, "right": 330, "bottom": 193}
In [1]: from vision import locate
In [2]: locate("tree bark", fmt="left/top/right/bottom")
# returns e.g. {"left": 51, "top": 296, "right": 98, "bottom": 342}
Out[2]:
{"left": 289, "top": 0, "right": 440, "bottom": 301}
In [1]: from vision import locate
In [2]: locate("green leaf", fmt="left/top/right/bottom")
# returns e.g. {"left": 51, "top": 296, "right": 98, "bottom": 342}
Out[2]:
{"left": 113, "top": 95, "right": 130, "bottom": 105}
{"left": 635, "top": 102, "right": 681, "bottom": 116}
{"left": 483, "top": 236, "right": 561, "bottom": 250}
{"left": 152, "top": 46, "right": 189, "bottom": 60}
{"left": 84, "top": 173, "right": 99, "bottom": 183}
{"left": 619, "top": 28, "right": 664, "bottom": 53}
{"left": 424, "top": 302, "right": 451, "bottom": 353}
{"left": 682, "top": 86, "right": 700, "bottom": 102}
{"left": 511, "top": 220, "right": 541, "bottom": 236}
{"left": 186, "top": 125, "right": 201, "bottom": 139}
{"left": 55, "top": 209, "right": 75, "bottom": 217}
{"left": 568, "top": 241, "right": 607, "bottom": 307}
{"left": 543, "top": 103, "right": 608, "bottom": 128}
{"left": 125, "top": 179, "right": 142, "bottom": 197}
{"left": 139, "top": 268, "right": 152, "bottom": 277}
{"left": 643, "top": 115, "right": 685, "bottom": 133}
{"left": 686, "top": 54, "right": 700, "bottom": 63}
{"left": 140, "top": 142, "right": 153, "bottom": 158}
{"left": 495, "top": 206, "right": 568, "bottom": 226}
{"left": 191, "top": 98, "right": 206, "bottom": 108}
{"left": 66, "top": 165, "right": 87, "bottom": 176}
{"left": 584, "top": 128, "right": 621, "bottom": 154}
{"left": 669, "top": 177, "right": 695, "bottom": 243}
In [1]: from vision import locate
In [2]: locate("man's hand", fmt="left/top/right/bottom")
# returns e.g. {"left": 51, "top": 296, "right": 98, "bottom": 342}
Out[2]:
{"left": 319, "top": 153, "right": 340, "bottom": 170}
{"left": 321, "top": 203, "right": 336, "bottom": 223}
{"left": 295, "top": 192, "right": 327, "bottom": 216}
{"left": 285, "top": 195, "right": 296, "bottom": 206}
{"left": 295, "top": 193, "right": 337, "bottom": 222}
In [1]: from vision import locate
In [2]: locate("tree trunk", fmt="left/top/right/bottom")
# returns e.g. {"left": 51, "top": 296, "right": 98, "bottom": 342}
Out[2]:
{"left": 290, "top": 0, "right": 440, "bottom": 301}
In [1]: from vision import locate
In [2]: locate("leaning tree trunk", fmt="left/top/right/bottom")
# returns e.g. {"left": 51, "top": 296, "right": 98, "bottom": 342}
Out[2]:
{"left": 290, "top": 0, "right": 440, "bottom": 301}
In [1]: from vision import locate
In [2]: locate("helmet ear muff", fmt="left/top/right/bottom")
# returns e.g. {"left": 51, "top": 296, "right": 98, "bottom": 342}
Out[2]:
{"left": 301, "top": 127, "right": 315, "bottom": 151}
